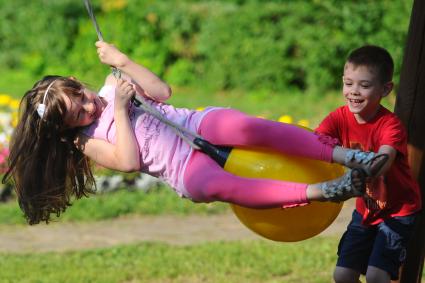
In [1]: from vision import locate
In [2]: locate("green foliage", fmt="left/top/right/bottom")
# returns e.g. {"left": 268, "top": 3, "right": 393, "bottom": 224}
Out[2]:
{"left": 0, "top": 0, "right": 413, "bottom": 95}
{"left": 61, "top": 187, "right": 228, "bottom": 223}
{"left": 0, "top": 1, "right": 83, "bottom": 73}
{"left": 0, "top": 237, "right": 339, "bottom": 282}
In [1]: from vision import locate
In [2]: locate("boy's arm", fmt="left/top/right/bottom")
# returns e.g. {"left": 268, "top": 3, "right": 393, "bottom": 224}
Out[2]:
{"left": 374, "top": 117, "right": 408, "bottom": 176}
{"left": 375, "top": 145, "right": 397, "bottom": 176}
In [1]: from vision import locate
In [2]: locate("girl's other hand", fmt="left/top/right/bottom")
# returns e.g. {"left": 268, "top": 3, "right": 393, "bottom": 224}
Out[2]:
{"left": 95, "top": 41, "right": 129, "bottom": 68}
{"left": 115, "top": 79, "right": 135, "bottom": 111}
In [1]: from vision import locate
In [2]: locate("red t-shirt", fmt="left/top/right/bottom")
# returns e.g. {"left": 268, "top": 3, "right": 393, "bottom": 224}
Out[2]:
{"left": 316, "top": 105, "right": 421, "bottom": 225}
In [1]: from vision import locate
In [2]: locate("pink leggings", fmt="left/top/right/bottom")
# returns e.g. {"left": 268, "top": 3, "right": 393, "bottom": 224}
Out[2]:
{"left": 183, "top": 109, "right": 335, "bottom": 208}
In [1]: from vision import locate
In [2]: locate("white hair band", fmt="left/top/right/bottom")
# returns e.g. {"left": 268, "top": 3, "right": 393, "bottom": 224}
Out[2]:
{"left": 37, "top": 79, "right": 58, "bottom": 118}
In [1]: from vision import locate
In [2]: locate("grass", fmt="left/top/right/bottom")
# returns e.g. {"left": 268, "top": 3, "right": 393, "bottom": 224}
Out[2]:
{"left": 0, "top": 71, "right": 37, "bottom": 97}
{"left": 170, "top": 87, "right": 334, "bottom": 127}
{"left": 0, "top": 188, "right": 340, "bottom": 283}
{"left": 0, "top": 187, "right": 229, "bottom": 225}
{"left": 169, "top": 86, "right": 396, "bottom": 128}
{"left": 0, "top": 237, "right": 339, "bottom": 283}
{"left": 1, "top": 234, "right": 423, "bottom": 282}
{"left": 0, "top": 73, "right": 396, "bottom": 129}
{"left": 0, "top": 182, "right": 341, "bottom": 282}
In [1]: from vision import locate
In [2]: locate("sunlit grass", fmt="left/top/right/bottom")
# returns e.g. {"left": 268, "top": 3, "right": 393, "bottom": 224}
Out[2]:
{"left": 170, "top": 86, "right": 396, "bottom": 128}
{"left": 0, "top": 74, "right": 396, "bottom": 129}
{"left": 0, "top": 186, "right": 229, "bottom": 225}
{"left": 0, "top": 237, "right": 339, "bottom": 283}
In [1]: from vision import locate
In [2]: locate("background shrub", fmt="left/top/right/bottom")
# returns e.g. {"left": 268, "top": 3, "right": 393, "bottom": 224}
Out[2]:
{"left": 0, "top": 0, "right": 413, "bottom": 94}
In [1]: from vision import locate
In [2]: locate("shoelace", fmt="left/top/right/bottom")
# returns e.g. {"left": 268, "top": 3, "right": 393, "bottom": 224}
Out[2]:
{"left": 319, "top": 171, "right": 353, "bottom": 199}
{"left": 345, "top": 149, "right": 375, "bottom": 165}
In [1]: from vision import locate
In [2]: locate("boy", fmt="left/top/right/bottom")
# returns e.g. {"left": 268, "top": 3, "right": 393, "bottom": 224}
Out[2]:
{"left": 316, "top": 45, "right": 422, "bottom": 283}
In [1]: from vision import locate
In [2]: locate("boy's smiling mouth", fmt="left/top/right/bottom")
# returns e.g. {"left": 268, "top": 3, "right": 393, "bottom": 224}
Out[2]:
{"left": 348, "top": 98, "right": 364, "bottom": 105}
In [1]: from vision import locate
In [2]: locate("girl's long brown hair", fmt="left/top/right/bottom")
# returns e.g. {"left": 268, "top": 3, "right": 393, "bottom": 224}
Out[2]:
{"left": 2, "top": 76, "right": 95, "bottom": 225}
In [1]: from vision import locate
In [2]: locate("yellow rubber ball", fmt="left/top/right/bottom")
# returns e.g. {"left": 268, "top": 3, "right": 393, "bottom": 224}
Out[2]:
{"left": 225, "top": 147, "right": 344, "bottom": 242}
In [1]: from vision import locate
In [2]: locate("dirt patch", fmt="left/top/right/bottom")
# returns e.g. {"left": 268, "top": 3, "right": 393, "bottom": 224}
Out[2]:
{"left": 0, "top": 200, "right": 355, "bottom": 253}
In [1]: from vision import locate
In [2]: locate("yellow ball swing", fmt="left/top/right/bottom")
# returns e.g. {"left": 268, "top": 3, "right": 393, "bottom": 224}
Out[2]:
{"left": 194, "top": 136, "right": 344, "bottom": 242}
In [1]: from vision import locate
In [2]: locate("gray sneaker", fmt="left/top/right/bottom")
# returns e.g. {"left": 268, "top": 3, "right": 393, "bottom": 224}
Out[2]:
{"left": 319, "top": 168, "right": 366, "bottom": 202}
{"left": 345, "top": 150, "right": 389, "bottom": 177}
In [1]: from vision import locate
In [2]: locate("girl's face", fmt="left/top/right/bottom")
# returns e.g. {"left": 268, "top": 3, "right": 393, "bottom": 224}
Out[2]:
{"left": 342, "top": 63, "right": 392, "bottom": 123}
{"left": 63, "top": 88, "right": 106, "bottom": 128}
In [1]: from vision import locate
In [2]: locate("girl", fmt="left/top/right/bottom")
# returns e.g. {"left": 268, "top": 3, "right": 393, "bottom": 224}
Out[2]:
{"left": 4, "top": 41, "right": 387, "bottom": 225}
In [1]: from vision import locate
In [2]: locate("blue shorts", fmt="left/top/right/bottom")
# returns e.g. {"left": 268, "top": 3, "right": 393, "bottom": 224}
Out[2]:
{"left": 336, "top": 210, "right": 417, "bottom": 280}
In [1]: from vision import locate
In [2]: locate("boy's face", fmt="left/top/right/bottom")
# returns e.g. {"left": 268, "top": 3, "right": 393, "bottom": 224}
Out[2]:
{"left": 342, "top": 62, "right": 393, "bottom": 123}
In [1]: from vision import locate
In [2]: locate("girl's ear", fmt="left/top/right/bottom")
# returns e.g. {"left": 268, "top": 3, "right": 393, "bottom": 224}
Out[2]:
{"left": 382, "top": 81, "right": 394, "bottom": 97}
{"left": 68, "top": 76, "right": 77, "bottom": 81}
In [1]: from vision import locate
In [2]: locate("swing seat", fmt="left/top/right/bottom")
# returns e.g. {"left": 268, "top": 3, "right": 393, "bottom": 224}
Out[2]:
{"left": 225, "top": 147, "right": 344, "bottom": 242}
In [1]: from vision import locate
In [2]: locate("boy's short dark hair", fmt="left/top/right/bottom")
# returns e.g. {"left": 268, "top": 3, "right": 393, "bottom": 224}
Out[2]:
{"left": 347, "top": 45, "right": 394, "bottom": 83}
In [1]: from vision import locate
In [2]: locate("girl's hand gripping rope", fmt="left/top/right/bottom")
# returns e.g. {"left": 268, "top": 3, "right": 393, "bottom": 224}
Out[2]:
{"left": 115, "top": 79, "right": 136, "bottom": 112}
{"left": 96, "top": 41, "right": 128, "bottom": 72}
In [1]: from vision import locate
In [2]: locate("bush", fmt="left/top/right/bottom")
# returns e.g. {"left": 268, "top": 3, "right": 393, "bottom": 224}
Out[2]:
{"left": 0, "top": 0, "right": 413, "bottom": 94}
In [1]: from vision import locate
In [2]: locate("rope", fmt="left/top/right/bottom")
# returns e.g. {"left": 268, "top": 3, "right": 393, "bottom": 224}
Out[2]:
{"left": 83, "top": 0, "right": 104, "bottom": 41}
{"left": 83, "top": 0, "right": 121, "bottom": 79}
{"left": 132, "top": 96, "right": 202, "bottom": 150}
{"left": 83, "top": 0, "right": 202, "bottom": 150}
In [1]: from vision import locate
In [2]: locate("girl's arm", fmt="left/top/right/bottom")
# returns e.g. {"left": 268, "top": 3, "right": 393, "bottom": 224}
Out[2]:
{"left": 75, "top": 136, "right": 139, "bottom": 172}
{"left": 96, "top": 41, "right": 171, "bottom": 102}
{"left": 75, "top": 79, "right": 140, "bottom": 172}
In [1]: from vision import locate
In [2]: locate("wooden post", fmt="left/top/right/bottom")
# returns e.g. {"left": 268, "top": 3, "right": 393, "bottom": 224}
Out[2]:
{"left": 394, "top": 0, "right": 425, "bottom": 282}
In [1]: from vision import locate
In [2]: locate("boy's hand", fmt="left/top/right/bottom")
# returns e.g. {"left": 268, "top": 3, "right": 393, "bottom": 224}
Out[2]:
{"left": 96, "top": 41, "right": 129, "bottom": 68}
{"left": 115, "top": 79, "right": 135, "bottom": 111}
